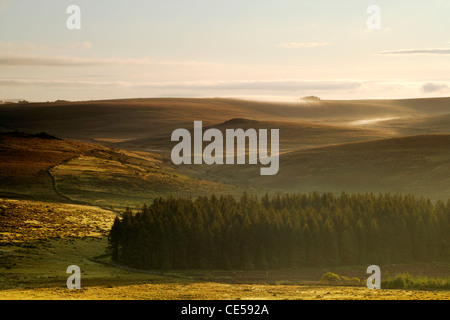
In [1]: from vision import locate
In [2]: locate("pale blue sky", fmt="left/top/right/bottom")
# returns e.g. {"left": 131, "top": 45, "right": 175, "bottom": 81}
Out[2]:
{"left": 1, "top": 0, "right": 450, "bottom": 101}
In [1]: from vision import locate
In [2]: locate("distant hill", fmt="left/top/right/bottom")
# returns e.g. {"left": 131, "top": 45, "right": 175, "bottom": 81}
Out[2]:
{"left": 196, "top": 134, "right": 450, "bottom": 200}
{"left": 1, "top": 97, "right": 448, "bottom": 146}
{"left": 115, "top": 118, "right": 390, "bottom": 158}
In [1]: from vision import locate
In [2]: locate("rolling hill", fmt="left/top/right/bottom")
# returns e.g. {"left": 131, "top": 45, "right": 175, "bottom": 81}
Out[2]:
{"left": 114, "top": 117, "right": 391, "bottom": 158}
{"left": 1, "top": 97, "right": 449, "bottom": 145}
{"left": 0, "top": 96, "right": 449, "bottom": 203}
{"left": 194, "top": 134, "right": 450, "bottom": 200}
{"left": 0, "top": 132, "right": 234, "bottom": 211}
{"left": 367, "top": 113, "right": 450, "bottom": 136}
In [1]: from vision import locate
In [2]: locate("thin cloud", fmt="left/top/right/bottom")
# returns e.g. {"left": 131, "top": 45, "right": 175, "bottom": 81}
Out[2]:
{"left": 0, "top": 41, "right": 91, "bottom": 53}
{"left": 422, "top": 83, "right": 449, "bottom": 93}
{"left": 4, "top": 78, "right": 446, "bottom": 101}
{"left": 0, "top": 55, "right": 118, "bottom": 67}
{"left": 379, "top": 48, "right": 450, "bottom": 55}
{"left": 277, "top": 42, "right": 331, "bottom": 49}
{"left": 0, "top": 79, "right": 131, "bottom": 88}
{"left": 0, "top": 41, "right": 48, "bottom": 52}
{"left": 0, "top": 78, "right": 362, "bottom": 92}
{"left": 183, "top": 79, "right": 360, "bottom": 91}
{"left": 0, "top": 54, "right": 215, "bottom": 67}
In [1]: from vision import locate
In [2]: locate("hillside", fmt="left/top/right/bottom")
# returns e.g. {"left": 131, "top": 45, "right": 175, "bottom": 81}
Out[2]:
{"left": 0, "top": 132, "right": 233, "bottom": 211}
{"left": 195, "top": 134, "right": 450, "bottom": 200}
{"left": 115, "top": 118, "right": 391, "bottom": 158}
{"left": 368, "top": 113, "right": 450, "bottom": 136}
{"left": 1, "top": 97, "right": 449, "bottom": 202}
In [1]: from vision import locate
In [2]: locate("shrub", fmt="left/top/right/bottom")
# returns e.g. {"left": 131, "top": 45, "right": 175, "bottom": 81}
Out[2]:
{"left": 320, "top": 272, "right": 341, "bottom": 283}
{"left": 320, "top": 273, "right": 361, "bottom": 286}
{"left": 341, "top": 276, "right": 361, "bottom": 285}
{"left": 301, "top": 96, "right": 321, "bottom": 102}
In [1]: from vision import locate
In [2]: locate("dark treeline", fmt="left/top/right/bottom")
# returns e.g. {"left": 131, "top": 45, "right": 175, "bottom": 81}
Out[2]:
{"left": 108, "top": 192, "right": 450, "bottom": 270}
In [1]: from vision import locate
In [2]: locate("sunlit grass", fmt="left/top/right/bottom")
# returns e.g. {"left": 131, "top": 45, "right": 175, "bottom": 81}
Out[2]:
{"left": 382, "top": 273, "right": 450, "bottom": 291}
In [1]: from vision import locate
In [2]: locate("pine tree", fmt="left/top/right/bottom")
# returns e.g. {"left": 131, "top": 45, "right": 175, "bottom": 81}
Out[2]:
{"left": 108, "top": 216, "right": 122, "bottom": 262}
{"left": 110, "top": 192, "right": 450, "bottom": 270}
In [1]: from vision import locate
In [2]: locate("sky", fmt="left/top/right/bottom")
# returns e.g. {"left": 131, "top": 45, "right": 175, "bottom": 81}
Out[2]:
{"left": 1, "top": 0, "right": 450, "bottom": 102}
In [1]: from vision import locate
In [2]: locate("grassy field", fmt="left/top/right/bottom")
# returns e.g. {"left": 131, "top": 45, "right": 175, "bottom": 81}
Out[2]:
{"left": 1, "top": 235, "right": 449, "bottom": 300}
{"left": 1, "top": 198, "right": 449, "bottom": 300}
